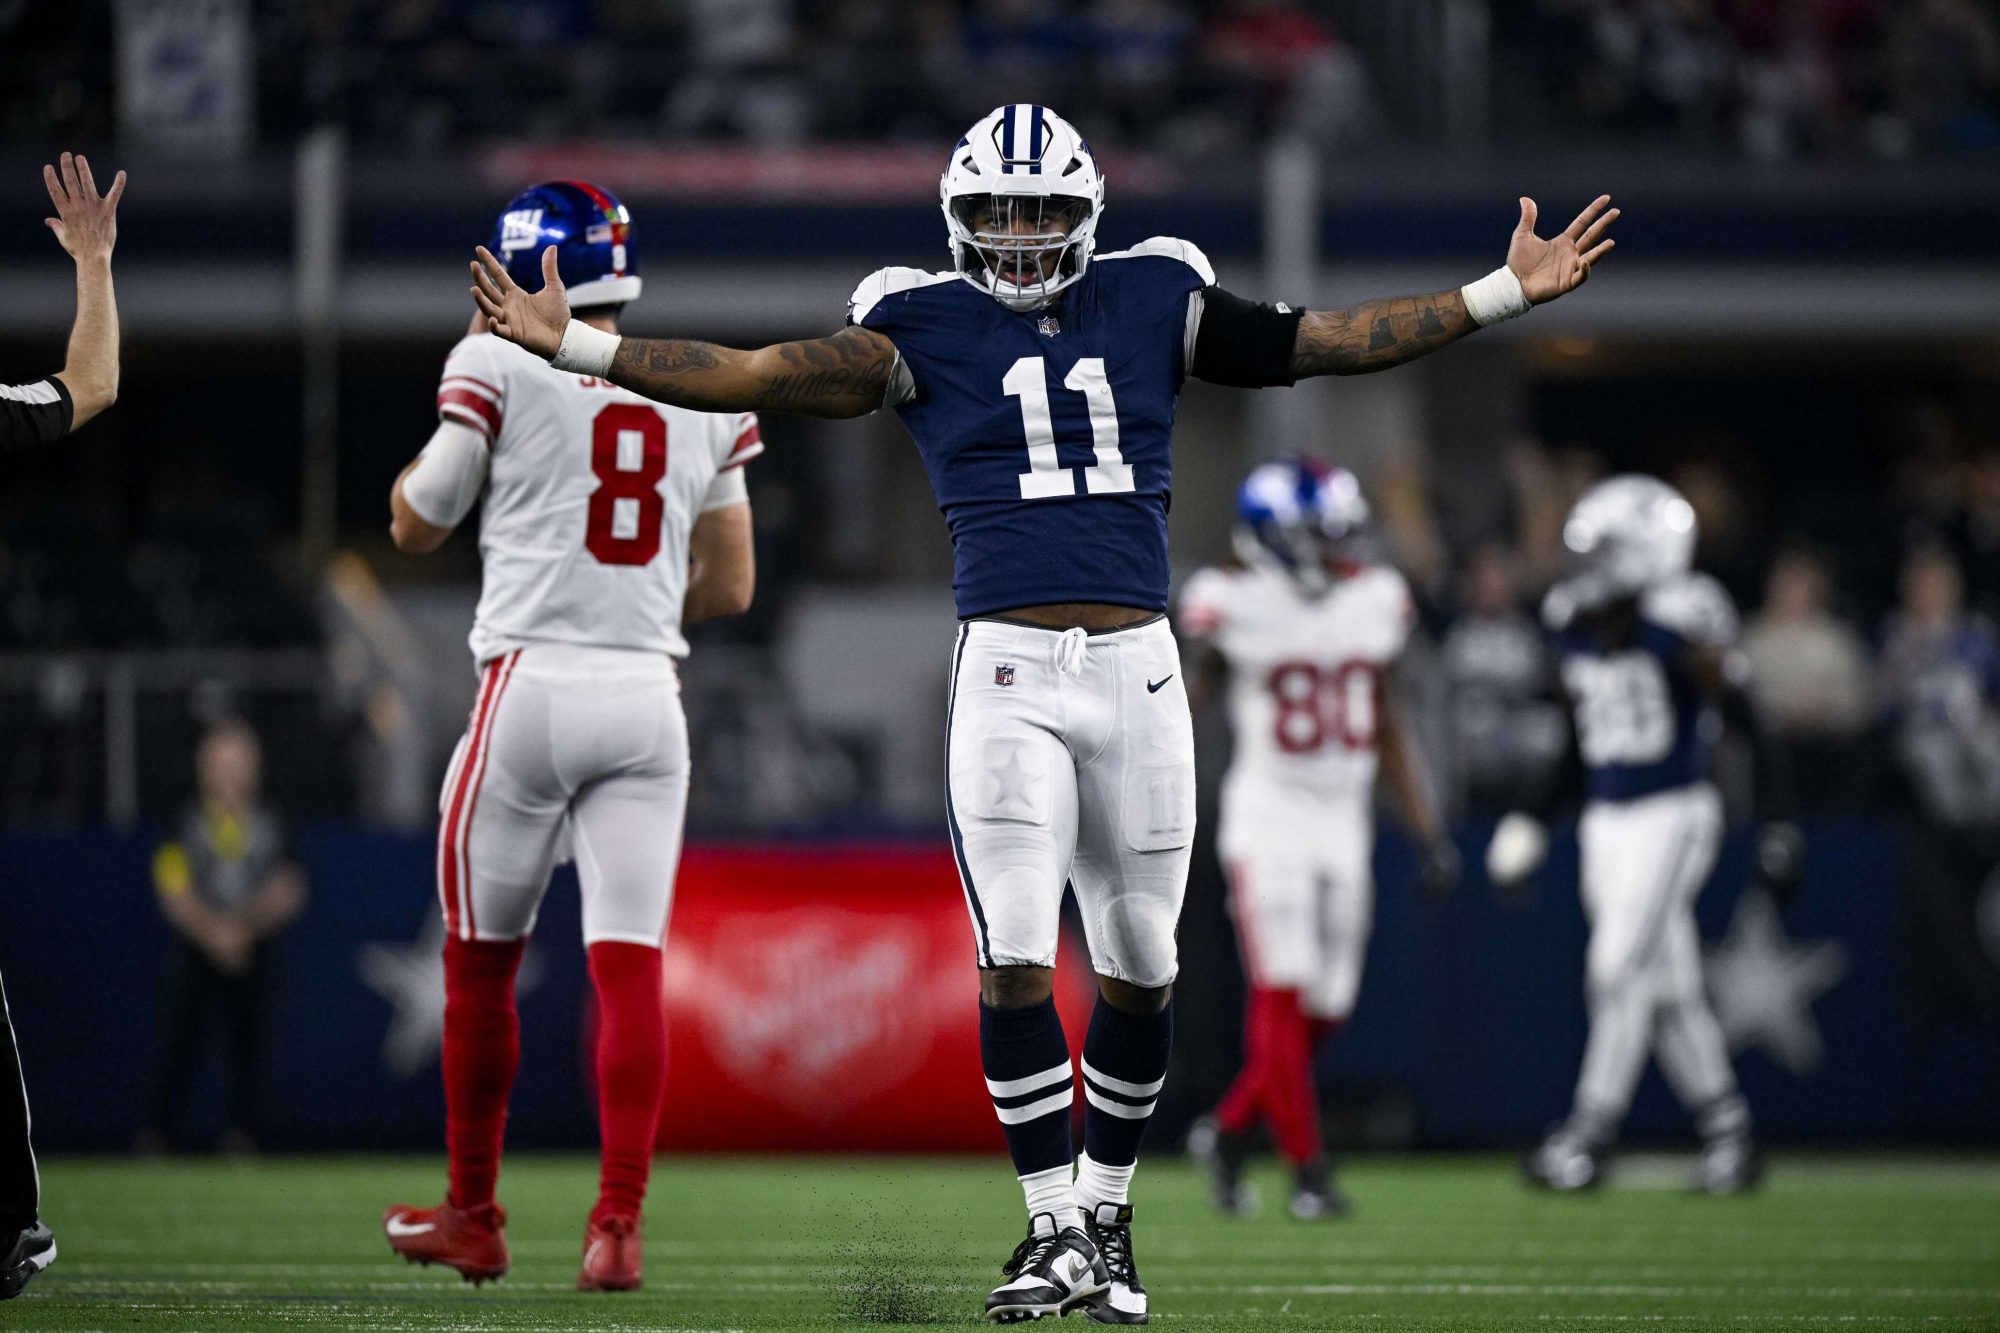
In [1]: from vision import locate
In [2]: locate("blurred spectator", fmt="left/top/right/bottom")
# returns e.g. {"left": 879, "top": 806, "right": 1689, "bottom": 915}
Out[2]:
{"left": 1502, "top": 440, "right": 1603, "bottom": 589}
{"left": 1875, "top": 545, "right": 2000, "bottom": 828}
{"left": 664, "top": 0, "right": 811, "bottom": 143}
{"left": 139, "top": 721, "right": 306, "bottom": 1155}
{"left": 1441, "top": 546, "right": 1569, "bottom": 810}
{"left": 1743, "top": 547, "right": 1872, "bottom": 807}
{"left": 1876, "top": 543, "right": 2000, "bottom": 1020}
{"left": 1744, "top": 548, "right": 1871, "bottom": 738}
{"left": 1885, "top": 0, "right": 2000, "bottom": 153}
{"left": 1202, "top": 0, "right": 1378, "bottom": 146}
{"left": 1943, "top": 445, "right": 2000, "bottom": 620}
{"left": 1091, "top": 0, "right": 1194, "bottom": 142}
{"left": 962, "top": 0, "right": 1090, "bottom": 124}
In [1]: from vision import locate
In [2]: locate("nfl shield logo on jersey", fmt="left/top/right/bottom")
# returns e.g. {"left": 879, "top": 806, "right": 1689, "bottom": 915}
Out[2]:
{"left": 1037, "top": 315, "right": 1060, "bottom": 337}
{"left": 995, "top": 663, "right": 1016, "bottom": 687}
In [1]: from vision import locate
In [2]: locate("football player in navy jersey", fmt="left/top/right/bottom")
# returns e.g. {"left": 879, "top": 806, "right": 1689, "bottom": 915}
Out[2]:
{"left": 472, "top": 103, "right": 1620, "bottom": 1325}
{"left": 1485, "top": 477, "right": 1767, "bottom": 1196}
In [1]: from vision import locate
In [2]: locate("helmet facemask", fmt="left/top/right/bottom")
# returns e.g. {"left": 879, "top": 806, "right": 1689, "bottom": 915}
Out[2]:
{"left": 948, "top": 193, "right": 1096, "bottom": 312}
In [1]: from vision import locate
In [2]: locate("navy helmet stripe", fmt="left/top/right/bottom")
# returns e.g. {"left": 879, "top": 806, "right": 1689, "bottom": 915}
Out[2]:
{"left": 1029, "top": 105, "right": 1045, "bottom": 163}
{"left": 1001, "top": 104, "right": 1018, "bottom": 173}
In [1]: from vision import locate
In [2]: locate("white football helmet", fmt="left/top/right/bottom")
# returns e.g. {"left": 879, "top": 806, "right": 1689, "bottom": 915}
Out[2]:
{"left": 1553, "top": 474, "right": 1698, "bottom": 616}
{"left": 941, "top": 104, "right": 1104, "bottom": 312}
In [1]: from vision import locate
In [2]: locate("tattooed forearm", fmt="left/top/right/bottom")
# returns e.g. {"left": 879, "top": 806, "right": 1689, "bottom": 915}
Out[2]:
{"left": 752, "top": 332, "right": 895, "bottom": 413}
{"left": 1289, "top": 289, "right": 1476, "bottom": 378}
{"left": 606, "top": 326, "right": 896, "bottom": 418}
{"left": 608, "top": 338, "right": 740, "bottom": 410}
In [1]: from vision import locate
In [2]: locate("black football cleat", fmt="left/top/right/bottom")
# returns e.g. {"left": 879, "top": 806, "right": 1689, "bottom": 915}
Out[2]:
{"left": 1692, "top": 1132, "right": 1764, "bottom": 1195}
{"left": 1081, "top": 1201, "right": 1147, "bottom": 1324}
{"left": 985, "top": 1212, "right": 1108, "bottom": 1323}
{"left": 0, "top": 1222, "right": 55, "bottom": 1300}
{"left": 1524, "top": 1123, "right": 1610, "bottom": 1192}
{"left": 1288, "top": 1159, "right": 1351, "bottom": 1220}
{"left": 1186, "top": 1115, "right": 1259, "bottom": 1216}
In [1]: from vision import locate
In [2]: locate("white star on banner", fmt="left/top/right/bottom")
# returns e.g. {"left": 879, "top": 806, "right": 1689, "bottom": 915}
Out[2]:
{"left": 358, "top": 910, "right": 544, "bottom": 1078}
{"left": 1704, "top": 889, "right": 1847, "bottom": 1077}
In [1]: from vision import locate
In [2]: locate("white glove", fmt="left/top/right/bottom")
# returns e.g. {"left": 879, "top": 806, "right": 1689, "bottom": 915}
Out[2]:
{"left": 1486, "top": 812, "right": 1549, "bottom": 887}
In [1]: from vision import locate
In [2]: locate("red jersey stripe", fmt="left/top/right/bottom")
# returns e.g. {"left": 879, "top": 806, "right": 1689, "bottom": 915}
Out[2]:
{"left": 438, "top": 388, "right": 502, "bottom": 435}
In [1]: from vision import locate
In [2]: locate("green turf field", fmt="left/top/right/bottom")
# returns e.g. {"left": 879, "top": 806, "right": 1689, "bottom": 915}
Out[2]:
{"left": 8, "top": 1153, "right": 1998, "bottom": 1330}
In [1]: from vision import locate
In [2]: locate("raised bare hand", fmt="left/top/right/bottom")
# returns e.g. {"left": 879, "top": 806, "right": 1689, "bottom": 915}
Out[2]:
{"left": 44, "top": 151, "right": 126, "bottom": 265}
{"left": 1507, "top": 195, "right": 1619, "bottom": 305}
{"left": 470, "top": 244, "right": 569, "bottom": 359}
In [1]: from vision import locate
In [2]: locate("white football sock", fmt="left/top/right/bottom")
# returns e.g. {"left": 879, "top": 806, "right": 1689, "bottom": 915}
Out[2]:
{"left": 1020, "top": 1164, "right": 1083, "bottom": 1233}
{"left": 1073, "top": 1152, "right": 1134, "bottom": 1213}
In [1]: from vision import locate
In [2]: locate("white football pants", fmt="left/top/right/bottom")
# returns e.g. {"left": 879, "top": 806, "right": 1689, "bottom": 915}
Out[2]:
{"left": 1571, "top": 782, "right": 1740, "bottom": 1129}
{"left": 437, "top": 642, "right": 690, "bottom": 947}
{"left": 945, "top": 616, "right": 1196, "bottom": 988}
{"left": 1218, "top": 776, "right": 1373, "bottom": 1020}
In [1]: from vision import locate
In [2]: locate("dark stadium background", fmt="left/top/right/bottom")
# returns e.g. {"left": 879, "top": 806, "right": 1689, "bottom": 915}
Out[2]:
{"left": 1, "top": 0, "right": 1996, "bottom": 1158}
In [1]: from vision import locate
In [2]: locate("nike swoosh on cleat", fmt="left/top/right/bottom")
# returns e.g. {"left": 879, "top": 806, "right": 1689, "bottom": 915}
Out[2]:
{"left": 1146, "top": 675, "right": 1174, "bottom": 693}
{"left": 385, "top": 1218, "right": 438, "bottom": 1237}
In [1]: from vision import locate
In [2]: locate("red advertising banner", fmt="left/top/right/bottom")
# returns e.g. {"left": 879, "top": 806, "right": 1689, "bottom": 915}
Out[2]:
{"left": 652, "top": 844, "right": 1095, "bottom": 1152}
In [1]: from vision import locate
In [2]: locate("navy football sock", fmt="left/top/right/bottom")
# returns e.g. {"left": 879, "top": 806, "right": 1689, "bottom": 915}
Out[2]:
{"left": 1080, "top": 995, "right": 1172, "bottom": 1178}
{"left": 980, "top": 997, "right": 1077, "bottom": 1223}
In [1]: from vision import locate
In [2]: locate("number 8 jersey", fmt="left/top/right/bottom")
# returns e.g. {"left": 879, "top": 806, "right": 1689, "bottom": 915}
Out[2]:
{"left": 433, "top": 332, "right": 762, "bottom": 663}
{"left": 849, "top": 237, "right": 1212, "bottom": 618}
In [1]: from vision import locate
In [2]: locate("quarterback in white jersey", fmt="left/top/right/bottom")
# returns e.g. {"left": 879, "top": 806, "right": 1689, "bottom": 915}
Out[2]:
{"left": 1181, "top": 460, "right": 1456, "bottom": 1221}
{"left": 379, "top": 182, "right": 758, "bottom": 1294}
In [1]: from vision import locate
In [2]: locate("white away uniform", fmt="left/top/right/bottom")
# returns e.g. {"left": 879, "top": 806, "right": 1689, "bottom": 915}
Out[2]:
{"left": 407, "top": 333, "right": 760, "bottom": 946}
{"left": 1179, "top": 563, "right": 1414, "bottom": 1018}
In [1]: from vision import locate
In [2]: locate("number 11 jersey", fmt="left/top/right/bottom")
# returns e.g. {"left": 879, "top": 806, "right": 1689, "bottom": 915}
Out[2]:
{"left": 436, "top": 332, "right": 762, "bottom": 664}
{"left": 848, "top": 238, "right": 1213, "bottom": 618}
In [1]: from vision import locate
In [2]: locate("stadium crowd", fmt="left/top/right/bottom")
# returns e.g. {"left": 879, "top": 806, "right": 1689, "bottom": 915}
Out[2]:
{"left": 5, "top": 0, "right": 1998, "bottom": 157}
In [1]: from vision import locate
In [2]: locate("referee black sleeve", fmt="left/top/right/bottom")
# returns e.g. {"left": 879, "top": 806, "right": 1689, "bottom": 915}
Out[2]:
{"left": 1187, "top": 286, "right": 1303, "bottom": 389}
{"left": 0, "top": 377, "right": 73, "bottom": 451}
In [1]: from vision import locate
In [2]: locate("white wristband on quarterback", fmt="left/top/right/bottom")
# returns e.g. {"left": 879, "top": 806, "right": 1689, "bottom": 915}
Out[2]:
{"left": 1461, "top": 266, "right": 1530, "bottom": 327}
{"left": 551, "top": 319, "right": 621, "bottom": 376}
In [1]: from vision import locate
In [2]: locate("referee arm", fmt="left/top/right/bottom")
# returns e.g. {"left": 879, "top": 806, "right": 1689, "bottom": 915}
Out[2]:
{"left": 4, "top": 152, "right": 125, "bottom": 451}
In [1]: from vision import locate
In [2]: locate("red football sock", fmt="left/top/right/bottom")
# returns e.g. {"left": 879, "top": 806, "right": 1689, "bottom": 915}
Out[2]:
{"left": 441, "top": 935, "right": 526, "bottom": 1210}
{"left": 1255, "top": 988, "right": 1322, "bottom": 1166}
{"left": 1212, "top": 988, "right": 1323, "bottom": 1165}
{"left": 587, "top": 940, "right": 667, "bottom": 1224}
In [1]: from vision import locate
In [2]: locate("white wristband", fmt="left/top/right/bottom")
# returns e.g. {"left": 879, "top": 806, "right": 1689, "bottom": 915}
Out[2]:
{"left": 1461, "top": 266, "right": 1530, "bottom": 327}
{"left": 551, "top": 319, "right": 621, "bottom": 376}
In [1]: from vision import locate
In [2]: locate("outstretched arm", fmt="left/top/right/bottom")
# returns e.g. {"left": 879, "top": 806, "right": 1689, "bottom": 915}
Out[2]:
{"left": 44, "top": 151, "right": 126, "bottom": 428}
{"left": 470, "top": 245, "right": 898, "bottom": 418}
{"left": 1288, "top": 195, "right": 1618, "bottom": 380}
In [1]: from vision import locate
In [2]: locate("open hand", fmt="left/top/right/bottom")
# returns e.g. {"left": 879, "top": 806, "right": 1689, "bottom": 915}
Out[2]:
{"left": 1507, "top": 195, "right": 1618, "bottom": 305}
{"left": 471, "top": 244, "right": 569, "bottom": 359}
{"left": 44, "top": 151, "right": 126, "bottom": 264}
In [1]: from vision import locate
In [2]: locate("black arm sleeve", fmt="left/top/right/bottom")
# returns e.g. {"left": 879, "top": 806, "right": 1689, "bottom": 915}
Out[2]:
{"left": 0, "top": 377, "right": 73, "bottom": 452}
{"left": 1187, "top": 286, "right": 1302, "bottom": 389}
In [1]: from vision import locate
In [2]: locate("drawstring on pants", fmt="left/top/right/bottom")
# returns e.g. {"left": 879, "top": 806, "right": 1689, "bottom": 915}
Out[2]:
{"left": 1054, "top": 626, "right": 1088, "bottom": 678}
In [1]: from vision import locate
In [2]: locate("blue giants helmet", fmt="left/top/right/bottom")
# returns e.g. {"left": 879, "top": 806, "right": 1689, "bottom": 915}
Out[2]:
{"left": 1233, "top": 457, "right": 1372, "bottom": 595}
{"left": 490, "top": 180, "right": 640, "bottom": 309}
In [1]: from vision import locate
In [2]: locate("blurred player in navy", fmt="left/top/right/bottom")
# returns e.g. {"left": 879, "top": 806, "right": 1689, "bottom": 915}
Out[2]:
{"left": 1, "top": 150, "right": 124, "bottom": 1301}
{"left": 471, "top": 103, "right": 1619, "bottom": 1324}
{"left": 1180, "top": 461, "right": 1457, "bottom": 1222}
{"left": 1486, "top": 477, "right": 1773, "bottom": 1195}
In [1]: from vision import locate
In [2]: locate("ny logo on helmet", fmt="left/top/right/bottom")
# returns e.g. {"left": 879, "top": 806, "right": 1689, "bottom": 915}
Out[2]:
{"left": 499, "top": 208, "right": 544, "bottom": 253}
